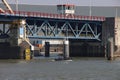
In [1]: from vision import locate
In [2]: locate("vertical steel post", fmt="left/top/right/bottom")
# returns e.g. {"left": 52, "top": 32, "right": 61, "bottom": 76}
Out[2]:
{"left": 94, "top": 24, "right": 97, "bottom": 35}
{"left": 45, "top": 42, "right": 50, "bottom": 57}
{"left": 89, "top": 0, "right": 92, "bottom": 16}
{"left": 15, "top": 0, "right": 18, "bottom": 11}
{"left": 3, "top": 24, "right": 5, "bottom": 33}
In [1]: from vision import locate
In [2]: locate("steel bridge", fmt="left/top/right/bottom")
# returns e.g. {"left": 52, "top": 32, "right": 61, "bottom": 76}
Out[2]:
{"left": 0, "top": 10, "right": 105, "bottom": 41}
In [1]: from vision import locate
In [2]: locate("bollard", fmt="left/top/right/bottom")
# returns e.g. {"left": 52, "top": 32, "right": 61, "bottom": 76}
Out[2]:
{"left": 45, "top": 42, "right": 50, "bottom": 57}
{"left": 25, "top": 48, "right": 31, "bottom": 60}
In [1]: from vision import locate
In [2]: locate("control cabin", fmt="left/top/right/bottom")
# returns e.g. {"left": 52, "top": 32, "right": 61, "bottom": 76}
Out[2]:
{"left": 57, "top": 4, "right": 75, "bottom": 15}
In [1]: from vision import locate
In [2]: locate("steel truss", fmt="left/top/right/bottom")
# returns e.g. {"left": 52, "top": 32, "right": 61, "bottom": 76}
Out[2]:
{"left": 0, "top": 14, "right": 103, "bottom": 41}
{"left": 0, "top": 24, "right": 10, "bottom": 38}
{"left": 26, "top": 19, "right": 102, "bottom": 41}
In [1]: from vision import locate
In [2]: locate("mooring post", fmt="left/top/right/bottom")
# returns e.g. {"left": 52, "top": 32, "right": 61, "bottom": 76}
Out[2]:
{"left": 63, "top": 39, "right": 69, "bottom": 59}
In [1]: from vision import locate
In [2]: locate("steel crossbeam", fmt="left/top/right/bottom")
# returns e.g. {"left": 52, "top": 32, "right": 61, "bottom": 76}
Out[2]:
{"left": 26, "top": 19, "right": 102, "bottom": 41}
{"left": 0, "top": 15, "right": 103, "bottom": 41}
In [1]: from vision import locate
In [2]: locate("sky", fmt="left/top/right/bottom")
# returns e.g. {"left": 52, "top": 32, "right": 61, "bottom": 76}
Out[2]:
{"left": 0, "top": 0, "right": 120, "bottom": 6}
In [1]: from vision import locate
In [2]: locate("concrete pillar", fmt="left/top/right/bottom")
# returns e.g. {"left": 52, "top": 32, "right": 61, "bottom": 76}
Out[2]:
{"left": 9, "top": 24, "right": 18, "bottom": 46}
{"left": 63, "top": 40, "right": 69, "bottom": 59}
{"left": 107, "top": 38, "right": 114, "bottom": 60}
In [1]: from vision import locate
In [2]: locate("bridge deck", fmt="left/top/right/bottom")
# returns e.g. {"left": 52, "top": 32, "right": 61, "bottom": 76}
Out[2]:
{"left": 0, "top": 10, "right": 105, "bottom": 40}
{"left": 0, "top": 10, "right": 105, "bottom": 21}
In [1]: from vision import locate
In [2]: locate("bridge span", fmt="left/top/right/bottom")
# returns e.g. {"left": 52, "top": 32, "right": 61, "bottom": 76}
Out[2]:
{"left": 0, "top": 1, "right": 120, "bottom": 61}
{"left": 0, "top": 10, "right": 105, "bottom": 40}
{"left": 0, "top": 10, "right": 107, "bottom": 59}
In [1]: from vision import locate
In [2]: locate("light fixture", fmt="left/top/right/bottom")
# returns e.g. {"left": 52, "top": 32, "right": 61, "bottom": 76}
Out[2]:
{"left": 21, "top": 20, "right": 26, "bottom": 25}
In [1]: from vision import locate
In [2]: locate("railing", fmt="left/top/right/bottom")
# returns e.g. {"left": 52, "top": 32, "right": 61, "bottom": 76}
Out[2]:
{"left": 0, "top": 10, "right": 106, "bottom": 21}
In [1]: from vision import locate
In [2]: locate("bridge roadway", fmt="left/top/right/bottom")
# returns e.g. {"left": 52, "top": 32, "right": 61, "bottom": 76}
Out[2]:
{"left": 0, "top": 10, "right": 105, "bottom": 41}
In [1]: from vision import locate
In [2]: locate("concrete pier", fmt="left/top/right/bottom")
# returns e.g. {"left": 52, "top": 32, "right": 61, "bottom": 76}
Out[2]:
{"left": 106, "top": 38, "right": 114, "bottom": 60}
{"left": 63, "top": 40, "right": 69, "bottom": 59}
{"left": 102, "top": 17, "right": 120, "bottom": 60}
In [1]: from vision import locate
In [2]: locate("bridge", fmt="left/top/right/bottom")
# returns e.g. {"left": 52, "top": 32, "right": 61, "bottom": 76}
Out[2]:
{"left": 0, "top": 2, "right": 108, "bottom": 59}
{"left": 0, "top": 0, "right": 120, "bottom": 60}
{"left": 0, "top": 10, "right": 105, "bottom": 40}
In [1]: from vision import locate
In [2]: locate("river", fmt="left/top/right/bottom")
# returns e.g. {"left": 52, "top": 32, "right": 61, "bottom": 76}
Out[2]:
{"left": 0, "top": 58, "right": 120, "bottom": 80}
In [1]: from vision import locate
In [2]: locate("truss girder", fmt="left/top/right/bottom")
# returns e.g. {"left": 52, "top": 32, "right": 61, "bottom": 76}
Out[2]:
{"left": 26, "top": 19, "right": 102, "bottom": 40}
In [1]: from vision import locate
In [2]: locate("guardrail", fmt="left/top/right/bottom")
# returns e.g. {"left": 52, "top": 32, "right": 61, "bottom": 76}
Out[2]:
{"left": 0, "top": 10, "right": 106, "bottom": 21}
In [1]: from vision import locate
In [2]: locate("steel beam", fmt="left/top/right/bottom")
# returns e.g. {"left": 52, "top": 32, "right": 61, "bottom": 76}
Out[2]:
{"left": 0, "top": 15, "right": 103, "bottom": 41}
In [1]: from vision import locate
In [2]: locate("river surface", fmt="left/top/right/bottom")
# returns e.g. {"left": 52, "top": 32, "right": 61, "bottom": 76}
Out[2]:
{"left": 0, "top": 57, "right": 120, "bottom": 80}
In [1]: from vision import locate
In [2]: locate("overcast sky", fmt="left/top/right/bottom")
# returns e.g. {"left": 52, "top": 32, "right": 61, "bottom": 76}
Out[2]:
{"left": 0, "top": 0, "right": 120, "bottom": 6}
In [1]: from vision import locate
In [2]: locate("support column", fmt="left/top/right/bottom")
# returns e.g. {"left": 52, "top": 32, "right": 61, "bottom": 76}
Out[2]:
{"left": 18, "top": 20, "right": 28, "bottom": 45}
{"left": 45, "top": 42, "right": 50, "bottom": 57}
{"left": 94, "top": 24, "right": 97, "bottom": 35}
{"left": 63, "top": 39, "right": 69, "bottom": 59}
{"left": 9, "top": 24, "right": 18, "bottom": 46}
{"left": 107, "top": 38, "right": 114, "bottom": 60}
{"left": 3, "top": 24, "right": 5, "bottom": 33}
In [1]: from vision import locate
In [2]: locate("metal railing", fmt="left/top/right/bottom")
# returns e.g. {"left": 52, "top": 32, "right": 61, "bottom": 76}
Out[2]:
{"left": 0, "top": 10, "right": 106, "bottom": 21}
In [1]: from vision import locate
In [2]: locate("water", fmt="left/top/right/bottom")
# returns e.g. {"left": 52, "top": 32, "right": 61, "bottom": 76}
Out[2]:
{"left": 0, "top": 58, "right": 120, "bottom": 80}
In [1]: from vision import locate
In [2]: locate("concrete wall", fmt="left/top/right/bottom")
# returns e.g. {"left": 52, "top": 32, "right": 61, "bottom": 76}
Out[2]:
{"left": 102, "top": 18, "right": 115, "bottom": 46}
{"left": 0, "top": 42, "right": 21, "bottom": 59}
{"left": 114, "top": 18, "right": 120, "bottom": 46}
{"left": 102, "top": 17, "right": 120, "bottom": 46}
{"left": 69, "top": 40, "right": 105, "bottom": 57}
{"left": 102, "top": 17, "right": 120, "bottom": 57}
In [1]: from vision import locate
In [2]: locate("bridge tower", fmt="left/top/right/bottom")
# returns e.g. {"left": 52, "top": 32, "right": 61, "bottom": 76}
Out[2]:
{"left": 57, "top": 4, "right": 75, "bottom": 59}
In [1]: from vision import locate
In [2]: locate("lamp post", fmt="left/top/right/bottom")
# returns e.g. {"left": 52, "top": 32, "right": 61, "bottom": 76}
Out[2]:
{"left": 115, "top": 7, "right": 118, "bottom": 18}
{"left": 15, "top": 0, "right": 18, "bottom": 11}
{"left": 89, "top": 0, "right": 92, "bottom": 16}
